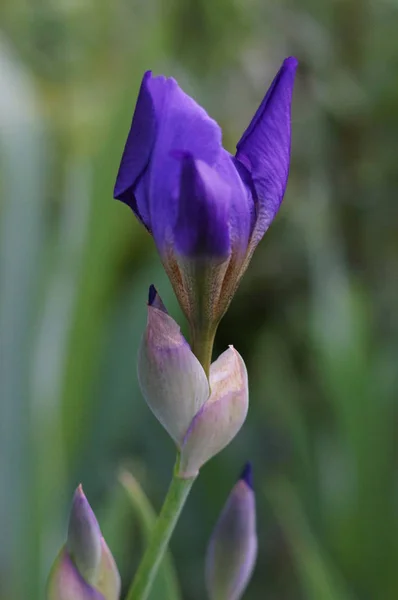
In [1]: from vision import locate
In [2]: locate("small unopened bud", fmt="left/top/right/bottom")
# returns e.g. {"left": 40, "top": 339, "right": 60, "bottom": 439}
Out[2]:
{"left": 47, "top": 487, "right": 121, "bottom": 600}
{"left": 205, "top": 463, "right": 257, "bottom": 600}
{"left": 67, "top": 485, "right": 102, "bottom": 585}
{"left": 138, "top": 287, "right": 248, "bottom": 477}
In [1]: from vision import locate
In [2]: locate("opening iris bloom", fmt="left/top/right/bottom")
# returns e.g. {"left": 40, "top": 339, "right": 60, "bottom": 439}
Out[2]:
{"left": 114, "top": 58, "right": 298, "bottom": 366}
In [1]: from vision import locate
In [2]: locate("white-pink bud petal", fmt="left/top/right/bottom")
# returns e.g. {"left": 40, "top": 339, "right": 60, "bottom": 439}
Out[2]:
{"left": 178, "top": 346, "right": 248, "bottom": 477}
{"left": 138, "top": 292, "right": 210, "bottom": 446}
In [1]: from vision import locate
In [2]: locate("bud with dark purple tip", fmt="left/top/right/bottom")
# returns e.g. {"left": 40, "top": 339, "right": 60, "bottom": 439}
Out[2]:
{"left": 205, "top": 463, "right": 257, "bottom": 600}
{"left": 138, "top": 287, "right": 248, "bottom": 478}
{"left": 46, "top": 486, "right": 121, "bottom": 600}
{"left": 67, "top": 485, "right": 102, "bottom": 585}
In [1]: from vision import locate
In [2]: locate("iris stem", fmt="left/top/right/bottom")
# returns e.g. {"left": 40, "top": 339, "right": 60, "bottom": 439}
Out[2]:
{"left": 125, "top": 459, "right": 196, "bottom": 600}
{"left": 190, "top": 325, "right": 217, "bottom": 377}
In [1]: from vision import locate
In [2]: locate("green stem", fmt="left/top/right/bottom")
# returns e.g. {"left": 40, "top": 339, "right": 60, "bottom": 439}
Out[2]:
{"left": 126, "top": 461, "right": 196, "bottom": 600}
{"left": 190, "top": 323, "right": 217, "bottom": 377}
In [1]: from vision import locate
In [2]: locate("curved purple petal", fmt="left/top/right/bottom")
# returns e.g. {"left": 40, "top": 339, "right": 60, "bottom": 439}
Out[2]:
{"left": 114, "top": 71, "right": 167, "bottom": 229}
{"left": 236, "top": 57, "right": 298, "bottom": 247}
{"left": 174, "top": 155, "right": 231, "bottom": 259}
{"left": 214, "top": 151, "right": 253, "bottom": 259}
{"left": 147, "top": 78, "right": 223, "bottom": 254}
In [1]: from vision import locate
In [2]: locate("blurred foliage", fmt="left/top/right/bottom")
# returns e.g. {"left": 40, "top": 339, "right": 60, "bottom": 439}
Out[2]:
{"left": 1, "top": 0, "right": 398, "bottom": 599}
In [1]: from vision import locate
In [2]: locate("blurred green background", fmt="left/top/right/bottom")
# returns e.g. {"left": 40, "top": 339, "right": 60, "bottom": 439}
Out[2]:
{"left": 1, "top": 0, "right": 398, "bottom": 599}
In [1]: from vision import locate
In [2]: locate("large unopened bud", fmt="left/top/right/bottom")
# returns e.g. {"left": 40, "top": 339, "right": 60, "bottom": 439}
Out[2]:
{"left": 138, "top": 286, "right": 248, "bottom": 477}
{"left": 47, "top": 486, "right": 121, "bottom": 600}
{"left": 205, "top": 463, "right": 257, "bottom": 600}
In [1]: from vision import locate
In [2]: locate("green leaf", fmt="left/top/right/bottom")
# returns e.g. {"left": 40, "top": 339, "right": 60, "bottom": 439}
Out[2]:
{"left": 266, "top": 479, "right": 353, "bottom": 600}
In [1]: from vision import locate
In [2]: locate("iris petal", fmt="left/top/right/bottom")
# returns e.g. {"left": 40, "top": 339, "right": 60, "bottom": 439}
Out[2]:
{"left": 148, "top": 78, "right": 222, "bottom": 254}
{"left": 114, "top": 71, "right": 167, "bottom": 229}
{"left": 236, "top": 57, "right": 298, "bottom": 247}
{"left": 174, "top": 155, "right": 231, "bottom": 259}
{"left": 214, "top": 151, "right": 253, "bottom": 259}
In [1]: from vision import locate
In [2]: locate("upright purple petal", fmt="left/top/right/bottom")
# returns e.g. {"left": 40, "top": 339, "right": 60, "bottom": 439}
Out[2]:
{"left": 214, "top": 151, "right": 254, "bottom": 259}
{"left": 174, "top": 155, "right": 231, "bottom": 259}
{"left": 147, "top": 78, "right": 222, "bottom": 255}
{"left": 114, "top": 71, "right": 167, "bottom": 229}
{"left": 236, "top": 57, "right": 298, "bottom": 247}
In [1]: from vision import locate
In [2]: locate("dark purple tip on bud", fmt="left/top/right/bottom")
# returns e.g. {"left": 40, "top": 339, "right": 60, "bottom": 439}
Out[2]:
{"left": 148, "top": 284, "right": 157, "bottom": 306}
{"left": 240, "top": 462, "right": 253, "bottom": 490}
{"left": 147, "top": 285, "right": 167, "bottom": 313}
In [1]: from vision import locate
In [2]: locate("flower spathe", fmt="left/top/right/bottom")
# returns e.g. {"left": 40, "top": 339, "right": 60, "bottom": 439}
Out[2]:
{"left": 47, "top": 486, "right": 121, "bottom": 600}
{"left": 205, "top": 463, "right": 257, "bottom": 600}
{"left": 138, "top": 287, "right": 249, "bottom": 477}
{"left": 114, "top": 58, "right": 298, "bottom": 352}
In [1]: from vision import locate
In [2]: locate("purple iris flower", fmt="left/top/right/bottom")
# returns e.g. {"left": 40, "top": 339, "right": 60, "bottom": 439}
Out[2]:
{"left": 114, "top": 58, "right": 297, "bottom": 350}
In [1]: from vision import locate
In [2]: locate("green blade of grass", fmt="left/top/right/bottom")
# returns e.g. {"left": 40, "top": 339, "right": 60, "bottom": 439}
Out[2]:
{"left": 266, "top": 478, "right": 353, "bottom": 600}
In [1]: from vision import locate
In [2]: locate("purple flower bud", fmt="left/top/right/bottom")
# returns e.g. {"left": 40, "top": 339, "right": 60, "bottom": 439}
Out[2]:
{"left": 205, "top": 463, "right": 257, "bottom": 600}
{"left": 67, "top": 485, "right": 102, "bottom": 585}
{"left": 47, "top": 487, "right": 120, "bottom": 600}
{"left": 138, "top": 288, "right": 248, "bottom": 476}
{"left": 114, "top": 59, "right": 298, "bottom": 338}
